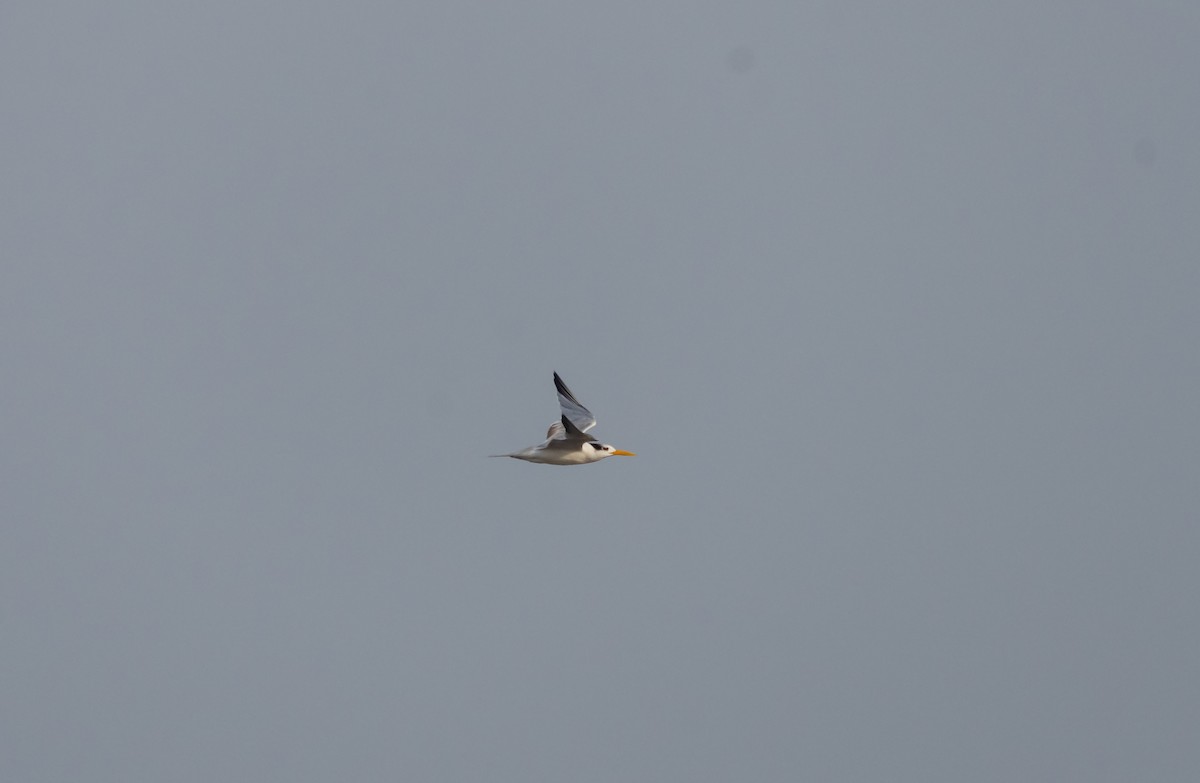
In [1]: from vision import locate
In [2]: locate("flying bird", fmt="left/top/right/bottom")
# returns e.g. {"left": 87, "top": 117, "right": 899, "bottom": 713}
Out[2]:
{"left": 491, "top": 372, "right": 636, "bottom": 465}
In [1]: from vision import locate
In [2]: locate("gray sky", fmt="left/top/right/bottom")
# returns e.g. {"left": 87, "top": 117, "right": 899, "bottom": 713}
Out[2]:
{"left": 3, "top": 2, "right": 1198, "bottom": 781}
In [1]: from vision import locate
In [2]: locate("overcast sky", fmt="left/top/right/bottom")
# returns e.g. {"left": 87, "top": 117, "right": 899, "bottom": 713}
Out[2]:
{"left": 3, "top": 2, "right": 1198, "bottom": 781}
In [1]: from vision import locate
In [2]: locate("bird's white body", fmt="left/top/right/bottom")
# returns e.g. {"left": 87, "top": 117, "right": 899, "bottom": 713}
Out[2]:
{"left": 492, "top": 373, "right": 635, "bottom": 466}
{"left": 506, "top": 437, "right": 618, "bottom": 466}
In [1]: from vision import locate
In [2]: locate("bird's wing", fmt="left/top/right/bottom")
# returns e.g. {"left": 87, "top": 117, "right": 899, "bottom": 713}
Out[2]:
{"left": 554, "top": 372, "right": 597, "bottom": 433}
{"left": 545, "top": 421, "right": 567, "bottom": 440}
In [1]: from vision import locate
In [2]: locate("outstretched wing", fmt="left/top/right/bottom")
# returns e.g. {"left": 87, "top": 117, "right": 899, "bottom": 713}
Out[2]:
{"left": 554, "top": 372, "right": 597, "bottom": 434}
{"left": 545, "top": 421, "right": 567, "bottom": 440}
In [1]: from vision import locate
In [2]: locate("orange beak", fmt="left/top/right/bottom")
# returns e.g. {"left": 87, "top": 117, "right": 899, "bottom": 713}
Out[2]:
{"left": 611, "top": 449, "right": 636, "bottom": 457}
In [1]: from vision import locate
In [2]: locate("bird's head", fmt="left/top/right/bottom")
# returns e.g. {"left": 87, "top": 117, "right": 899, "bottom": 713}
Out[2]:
{"left": 587, "top": 442, "right": 636, "bottom": 460}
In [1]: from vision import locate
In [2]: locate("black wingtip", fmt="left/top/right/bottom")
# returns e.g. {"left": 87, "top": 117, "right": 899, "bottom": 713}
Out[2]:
{"left": 561, "top": 413, "right": 585, "bottom": 437}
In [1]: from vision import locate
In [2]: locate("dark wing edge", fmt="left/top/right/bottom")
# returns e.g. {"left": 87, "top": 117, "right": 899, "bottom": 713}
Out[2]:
{"left": 553, "top": 372, "right": 582, "bottom": 406}
{"left": 560, "top": 414, "right": 587, "bottom": 438}
{"left": 553, "top": 371, "right": 598, "bottom": 433}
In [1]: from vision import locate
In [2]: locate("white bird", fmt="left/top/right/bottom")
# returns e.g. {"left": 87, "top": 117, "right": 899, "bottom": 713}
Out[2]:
{"left": 491, "top": 372, "right": 636, "bottom": 465}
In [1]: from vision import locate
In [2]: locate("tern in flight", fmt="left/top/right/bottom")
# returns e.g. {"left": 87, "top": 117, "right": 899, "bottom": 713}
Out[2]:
{"left": 491, "top": 372, "right": 636, "bottom": 465}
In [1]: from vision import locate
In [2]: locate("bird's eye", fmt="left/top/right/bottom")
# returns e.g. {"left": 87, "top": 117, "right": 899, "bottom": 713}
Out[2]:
{"left": 589, "top": 443, "right": 605, "bottom": 450}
